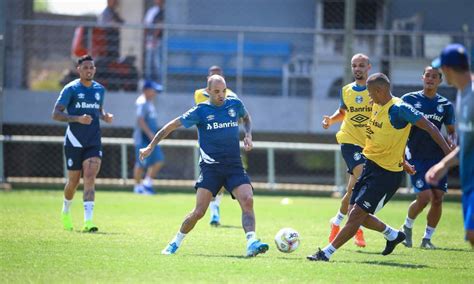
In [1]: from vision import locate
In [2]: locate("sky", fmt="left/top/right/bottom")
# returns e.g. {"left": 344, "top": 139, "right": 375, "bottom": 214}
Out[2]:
{"left": 39, "top": 0, "right": 107, "bottom": 16}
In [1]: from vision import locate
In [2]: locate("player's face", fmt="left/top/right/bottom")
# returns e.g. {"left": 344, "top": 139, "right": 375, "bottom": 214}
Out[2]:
{"left": 77, "top": 61, "right": 96, "bottom": 81}
{"left": 422, "top": 67, "right": 442, "bottom": 90}
{"left": 351, "top": 57, "right": 370, "bottom": 81}
{"left": 144, "top": 89, "right": 157, "bottom": 100}
{"left": 441, "top": 66, "right": 454, "bottom": 86}
{"left": 367, "top": 84, "right": 381, "bottom": 104}
{"left": 208, "top": 81, "right": 226, "bottom": 106}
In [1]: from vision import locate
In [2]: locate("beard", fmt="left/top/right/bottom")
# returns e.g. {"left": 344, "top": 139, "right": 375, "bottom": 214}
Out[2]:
{"left": 354, "top": 73, "right": 365, "bottom": 80}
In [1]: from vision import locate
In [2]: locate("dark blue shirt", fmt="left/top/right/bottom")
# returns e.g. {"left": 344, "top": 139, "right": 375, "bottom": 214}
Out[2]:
{"left": 180, "top": 97, "right": 247, "bottom": 166}
{"left": 458, "top": 84, "right": 474, "bottom": 193}
{"left": 388, "top": 101, "right": 422, "bottom": 129}
{"left": 402, "top": 91, "right": 455, "bottom": 160}
{"left": 56, "top": 79, "right": 105, "bottom": 147}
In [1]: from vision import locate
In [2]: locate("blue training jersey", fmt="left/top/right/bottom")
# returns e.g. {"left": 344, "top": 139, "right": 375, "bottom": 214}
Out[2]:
{"left": 402, "top": 91, "right": 455, "bottom": 160}
{"left": 55, "top": 79, "right": 105, "bottom": 147}
{"left": 133, "top": 95, "right": 159, "bottom": 145}
{"left": 388, "top": 101, "right": 423, "bottom": 129}
{"left": 458, "top": 84, "right": 474, "bottom": 193}
{"left": 180, "top": 97, "right": 247, "bottom": 166}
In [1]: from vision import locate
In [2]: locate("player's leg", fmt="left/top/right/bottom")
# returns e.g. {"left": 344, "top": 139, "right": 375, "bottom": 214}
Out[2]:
{"left": 462, "top": 191, "right": 474, "bottom": 247}
{"left": 401, "top": 190, "right": 431, "bottom": 247}
{"left": 162, "top": 188, "right": 213, "bottom": 255}
{"left": 142, "top": 146, "right": 165, "bottom": 194}
{"left": 232, "top": 184, "right": 269, "bottom": 257}
{"left": 62, "top": 146, "right": 83, "bottom": 231}
{"left": 421, "top": 189, "right": 445, "bottom": 249}
{"left": 209, "top": 188, "right": 224, "bottom": 226}
{"left": 133, "top": 164, "right": 145, "bottom": 194}
{"left": 81, "top": 154, "right": 102, "bottom": 232}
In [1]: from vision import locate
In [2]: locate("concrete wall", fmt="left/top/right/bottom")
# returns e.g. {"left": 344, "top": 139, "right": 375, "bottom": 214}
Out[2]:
{"left": 2, "top": 89, "right": 340, "bottom": 134}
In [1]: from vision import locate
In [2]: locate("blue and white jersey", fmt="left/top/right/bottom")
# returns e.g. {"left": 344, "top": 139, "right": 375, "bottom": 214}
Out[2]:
{"left": 56, "top": 79, "right": 105, "bottom": 147}
{"left": 402, "top": 91, "right": 455, "bottom": 160}
{"left": 133, "top": 95, "right": 159, "bottom": 145}
{"left": 458, "top": 84, "right": 474, "bottom": 193}
{"left": 180, "top": 97, "right": 247, "bottom": 166}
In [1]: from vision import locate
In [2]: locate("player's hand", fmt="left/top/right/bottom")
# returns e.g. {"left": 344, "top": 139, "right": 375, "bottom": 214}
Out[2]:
{"left": 403, "top": 160, "right": 416, "bottom": 175}
{"left": 244, "top": 135, "right": 253, "bottom": 152}
{"left": 139, "top": 145, "right": 153, "bottom": 161}
{"left": 77, "top": 114, "right": 93, "bottom": 125}
{"left": 103, "top": 113, "right": 114, "bottom": 123}
{"left": 321, "top": 115, "right": 331, "bottom": 129}
{"left": 425, "top": 162, "right": 448, "bottom": 186}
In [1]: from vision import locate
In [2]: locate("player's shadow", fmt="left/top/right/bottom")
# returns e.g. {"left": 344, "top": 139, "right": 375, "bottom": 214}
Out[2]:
{"left": 76, "top": 231, "right": 122, "bottom": 235}
{"left": 430, "top": 247, "right": 468, "bottom": 252}
{"left": 216, "top": 225, "right": 241, "bottom": 229}
{"left": 191, "top": 253, "right": 248, "bottom": 259}
{"left": 338, "top": 260, "right": 429, "bottom": 269}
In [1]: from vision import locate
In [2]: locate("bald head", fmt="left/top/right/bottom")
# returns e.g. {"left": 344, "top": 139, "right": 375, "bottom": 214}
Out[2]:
{"left": 207, "top": 74, "right": 226, "bottom": 89}
{"left": 351, "top": 53, "right": 370, "bottom": 65}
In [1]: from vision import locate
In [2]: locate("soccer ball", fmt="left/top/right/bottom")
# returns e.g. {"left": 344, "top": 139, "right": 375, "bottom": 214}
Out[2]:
{"left": 274, "top": 228, "right": 300, "bottom": 253}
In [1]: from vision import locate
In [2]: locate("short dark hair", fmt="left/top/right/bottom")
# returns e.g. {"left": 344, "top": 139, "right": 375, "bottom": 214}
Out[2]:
{"left": 423, "top": 66, "right": 442, "bottom": 80}
{"left": 367, "top": 72, "right": 390, "bottom": 88}
{"left": 77, "top": 55, "right": 93, "bottom": 65}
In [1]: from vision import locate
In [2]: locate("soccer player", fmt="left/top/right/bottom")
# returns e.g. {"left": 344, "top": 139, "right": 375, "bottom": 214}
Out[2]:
{"left": 133, "top": 80, "right": 164, "bottom": 195}
{"left": 400, "top": 66, "right": 456, "bottom": 249}
{"left": 140, "top": 74, "right": 269, "bottom": 256}
{"left": 321, "top": 53, "right": 372, "bottom": 247}
{"left": 307, "top": 73, "right": 452, "bottom": 261}
{"left": 52, "top": 55, "right": 114, "bottom": 232}
{"left": 427, "top": 43, "right": 474, "bottom": 247}
{"left": 194, "top": 65, "right": 238, "bottom": 226}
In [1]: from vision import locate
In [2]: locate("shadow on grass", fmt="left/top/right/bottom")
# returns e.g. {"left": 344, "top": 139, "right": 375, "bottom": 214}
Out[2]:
{"left": 216, "top": 225, "right": 241, "bottom": 229}
{"left": 190, "top": 253, "right": 249, "bottom": 259}
{"left": 338, "top": 260, "right": 429, "bottom": 269}
{"left": 429, "top": 247, "right": 469, "bottom": 252}
{"left": 74, "top": 231, "right": 123, "bottom": 235}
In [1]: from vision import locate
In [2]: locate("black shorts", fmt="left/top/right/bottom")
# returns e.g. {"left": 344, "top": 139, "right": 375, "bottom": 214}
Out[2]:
{"left": 195, "top": 164, "right": 252, "bottom": 198}
{"left": 64, "top": 145, "right": 102, "bottom": 170}
{"left": 341, "top": 144, "right": 366, "bottom": 175}
{"left": 350, "top": 159, "right": 403, "bottom": 214}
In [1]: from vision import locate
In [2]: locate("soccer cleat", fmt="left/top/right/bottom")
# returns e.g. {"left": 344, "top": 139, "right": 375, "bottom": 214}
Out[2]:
{"left": 328, "top": 222, "right": 340, "bottom": 243}
{"left": 82, "top": 220, "right": 98, "bottom": 233}
{"left": 420, "top": 238, "right": 436, "bottom": 249}
{"left": 62, "top": 213, "right": 74, "bottom": 231}
{"left": 161, "top": 242, "right": 179, "bottom": 255}
{"left": 246, "top": 239, "right": 269, "bottom": 257}
{"left": 142, "top": 185, "right": 157, "bottom": 195}
{"left": 401, "top": 225, "right": 413, "bottom": 248}
{"left": 307, "top": 248, "right": 329, "bottom": 262}
{"left": 354, "top": 228, "right": 366, "bottom": 247}
{"left": 133, "top": 185, "right": 145, "bottom": 194}
{"left": 209, "top": 204, "right": 221, "bottom": 226}
{"left": 382, "top": 231, "right": 406, "bottom": 256}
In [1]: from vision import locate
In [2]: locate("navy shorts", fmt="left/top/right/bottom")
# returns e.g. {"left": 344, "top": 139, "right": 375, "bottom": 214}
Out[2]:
{"left": 341, "top": 144, "right": 366, "bottom": 175}
{"left": 463, "top": 190, "right": 474, "bottom": 231}
{"left": 64, "top": 145, "right": 102, "bottom": 171}
{"left": 408, "top": 158, "right": 448, "bottom": 193}
{"left": 195, "top": 164, "right": 252, "bottom": 198}
{"left": 350, "top": 159, "right": 403, "bottom": 214}
{"left": 135, "top": 144, "right": 164, "bottom": 168}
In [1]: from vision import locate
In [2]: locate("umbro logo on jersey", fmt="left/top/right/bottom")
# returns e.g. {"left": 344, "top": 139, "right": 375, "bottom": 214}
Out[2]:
{"left": 414, "top": 102, "right": 422, "bottom": 109}
{"left": 206, "top": 115, "right": 215, "bottom": 121}
{"left": 351, "top": 114, "right": 369, "bottom": 124}
{"left": 78, "top": 93, "right": 85, "bottom": 99}
{"left": 363, "top": 201, "right": 371, "bottom": 209}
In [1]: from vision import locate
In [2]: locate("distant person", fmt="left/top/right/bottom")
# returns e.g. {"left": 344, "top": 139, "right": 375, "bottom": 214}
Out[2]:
{"left": 133, "top": 80, "right": 164, "bottom": 195}
{"left": 427, "top": 43, "right": 474, "bottom": 247}
{"left": 98, "top": 0, "right": 124, "bottom": 58}
{"left": 321, "top": 53, "right": 372, "bottom": 248}
{"left": 52, "top": 55, "right": 114, "bottom": 232}
{"left": 194, "top": 65, "right": 238, "bottom": 226}
{"left": 144, "top": 0, "right": 165, "bottom": 82}
{"left": 140, "top": 75, "right": 269, "bottom": 257}
{"left": 307, "top": 73, "right": 452, "bottom": 262}
{"left": 400, "top": 66, "right": 456, "bottom": 249}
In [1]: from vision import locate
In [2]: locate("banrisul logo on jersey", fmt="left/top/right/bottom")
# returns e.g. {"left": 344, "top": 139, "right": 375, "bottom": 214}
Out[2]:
{"left": 75, "top": 102, "right": 100, "bottom": 109}
{"left": 206, "top": 121, "right": 239, "bottom": 130}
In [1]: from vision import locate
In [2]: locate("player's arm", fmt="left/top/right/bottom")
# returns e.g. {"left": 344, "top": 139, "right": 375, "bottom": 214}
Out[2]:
{"left": 413, "top": 116, "right": 452, "bottom": 155}
{"left": 137, "top": 117, "right": 155, "bottom": 141}
{"left": 99, "top": 107, "right": 113, "bottom": 123}
{"left": 322, "top": 90, "right": 346, "bottom": 129}
{"left": 426, "top": 147, "right": 460, "bottom": 185}
{"left": 52, "top": 104, "right": 92, "bottom": 125}
{"left": 140, "top": 117, "right": 182, "bottom": 161}
{"left": 445, "top": 124, "right": 457, "bottom": 148}
{"left": 242, "top": 113, "right": 253, "bottom": 151}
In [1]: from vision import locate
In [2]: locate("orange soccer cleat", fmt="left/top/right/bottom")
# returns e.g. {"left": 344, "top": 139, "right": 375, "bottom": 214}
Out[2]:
{"left": 329, "top": 223, "right": 340, "bottom": 243}
{"left": 354, "top": 228, "right": 366, "bottom": 247}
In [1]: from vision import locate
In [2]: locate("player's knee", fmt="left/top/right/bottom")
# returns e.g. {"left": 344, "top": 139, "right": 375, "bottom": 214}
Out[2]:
{"left": 240, "top": 194, "right": 254, "bottom": 209}
{"left": 192, "top": 208, "right": 207, "bottom": 220}
{"left": 431, "top": 196, "right": 443, "bottom": 207}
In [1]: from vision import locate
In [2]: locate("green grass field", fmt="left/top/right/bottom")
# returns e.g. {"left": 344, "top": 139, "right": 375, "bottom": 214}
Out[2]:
{"left": 1, "top": 189, "right": 473, "bottom": 283}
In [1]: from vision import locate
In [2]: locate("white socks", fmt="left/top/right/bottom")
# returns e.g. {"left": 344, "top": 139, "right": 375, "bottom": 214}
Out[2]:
{"left": 142, "top": 176, "right": 153, "bottom": 187}
{"left": 246, "top": 231, "right": 257, "bottom": 247}
{"left": 171, "top": 231, "right": 187, "bottom": 247}
{"left": 332, "top": 211, "right": 345, "bottom": 226}
{"left": 404, "top": 216, "right": 415, "bottom": 229}
{"left": 322, "top": 244, "right": 337, "bottom": 259}
{"left": 210, "top": 192, "right": 223, "bottom": 216}
{"left": 83, "top": 201, "right": 94, "bottom": 222}
{"left": 62, "top": 198, "right": 72, "bottom": 214}
{"left": 382, "top": 225, "right": 399, "bottom": 241}
{"left": 423, "top": 226, "right": 435, "bottom": 240}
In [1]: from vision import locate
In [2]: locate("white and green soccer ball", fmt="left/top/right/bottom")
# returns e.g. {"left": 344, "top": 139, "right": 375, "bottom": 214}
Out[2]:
{"left": 274, "top": 228, "right": 300, "bottom": 253}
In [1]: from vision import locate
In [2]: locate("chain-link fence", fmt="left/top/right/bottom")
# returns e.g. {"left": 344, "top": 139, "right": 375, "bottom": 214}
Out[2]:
{"left": 1, "top": 0, "right": 471, "bottom": 189}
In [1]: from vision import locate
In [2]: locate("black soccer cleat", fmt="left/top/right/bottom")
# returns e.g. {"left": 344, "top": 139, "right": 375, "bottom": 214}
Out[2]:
{"left": 307, "top": 248, "right": 329, "bottom": 262}
{"left": 382, "top": 231, "right": 406, "bottom": 256}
